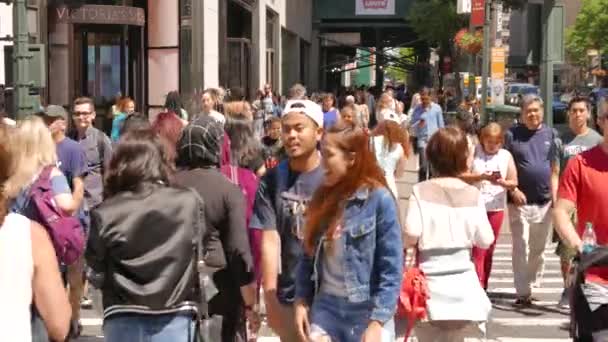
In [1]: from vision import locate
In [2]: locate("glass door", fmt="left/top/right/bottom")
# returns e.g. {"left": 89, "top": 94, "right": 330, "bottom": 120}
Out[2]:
{"left": 75, "top": 24, "right": 143, "bottom": 133}
{"left": 84, "top": 31, "right": 126, "bottom": 105}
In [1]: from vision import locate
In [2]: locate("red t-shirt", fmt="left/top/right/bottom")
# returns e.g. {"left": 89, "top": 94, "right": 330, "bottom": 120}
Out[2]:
{"left": 558, "top": 145, "right": 608, "bottom": 281}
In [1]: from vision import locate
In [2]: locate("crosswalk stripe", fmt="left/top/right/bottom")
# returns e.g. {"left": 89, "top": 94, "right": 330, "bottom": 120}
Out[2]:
{"left": 493, "top": 256, "right": 560, "bottom": 262}
{"left": 490, "top": 277, "right": 563, "bottom": 283}
{"left": 490, "top": 269, "right": 562, "bottom": 275}
{"left": 490, "top": 287, "right": 564, "bottom": 294}
{"left": 81, "top": 318, "right": 103, "bottom": 326}
{"left": 490, "top": 300, "right": 559, "bottom": 306}
{"left": 490, "top": 262, "right": 561, "bottom": 268}
{"left": 492, "top": 318, "right": 569, "bottom": 326}
{"left": 495, "top": 244, "right": 557, "bottom": 249}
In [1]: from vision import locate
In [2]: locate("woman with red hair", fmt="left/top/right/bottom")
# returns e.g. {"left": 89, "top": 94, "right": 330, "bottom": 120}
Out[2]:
{"left": 294, "top": 123, "right": 403, "bottom": 342}
{"left": 151, "top": 112, "right": 185, "bottom": 167}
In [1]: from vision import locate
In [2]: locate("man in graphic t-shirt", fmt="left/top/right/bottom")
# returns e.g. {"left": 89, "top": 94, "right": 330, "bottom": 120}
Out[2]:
{"left": 554, "top": 100, "right": 608, "bottom": 285}
{"left": 504, "top": 95, "right": 561, "bottom": 306}
{"left": 554, "top": 96, "right": 603, "bottom": 308}
{"left": 251, "top": 99, "right": 324, "bottom": 341}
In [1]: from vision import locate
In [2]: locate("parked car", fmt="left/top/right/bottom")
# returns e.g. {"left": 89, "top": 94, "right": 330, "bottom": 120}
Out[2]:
{"left": 553, "top": 92, "right": 568, "bottom": 124}
{"left": 506, "top": 83, "right": 539, "bottom": 106}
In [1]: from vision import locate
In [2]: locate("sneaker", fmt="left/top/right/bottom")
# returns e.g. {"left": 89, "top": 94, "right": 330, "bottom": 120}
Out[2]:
{"left": 80, "top": 297, "right": 93, "bottom": 309}
{"left": 558, "top": 288, "right": 570, "bottom": 309}
{"left": 514, "top": 296, "right": 533, "bottom": 307}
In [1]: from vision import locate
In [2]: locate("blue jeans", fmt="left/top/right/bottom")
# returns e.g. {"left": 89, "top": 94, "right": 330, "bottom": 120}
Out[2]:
{"left": 310, "top": 293, "right": 395, "bottom": 342}
{"left": 104, "top": 312, "right": 197, "bottom": 342}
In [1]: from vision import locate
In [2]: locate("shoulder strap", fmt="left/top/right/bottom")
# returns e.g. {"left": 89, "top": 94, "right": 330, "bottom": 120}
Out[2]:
{"left": 187, "top": 188, "right": 213, "bottom": 319}
{"left": 30, "top": 166, "right": 54, "bottom": 195}
{"left": 94, "top": 129, "right": 105, "bottom": 173}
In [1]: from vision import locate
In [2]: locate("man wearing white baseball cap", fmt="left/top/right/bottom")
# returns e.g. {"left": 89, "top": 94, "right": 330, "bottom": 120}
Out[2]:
{"left": 250, "top": 99, "right": 324, "bottom": 341}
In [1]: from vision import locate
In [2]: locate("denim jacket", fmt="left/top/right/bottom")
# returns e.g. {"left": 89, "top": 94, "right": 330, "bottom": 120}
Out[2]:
{"left": 295, "top": 187, "right": 404, "bottom": 323}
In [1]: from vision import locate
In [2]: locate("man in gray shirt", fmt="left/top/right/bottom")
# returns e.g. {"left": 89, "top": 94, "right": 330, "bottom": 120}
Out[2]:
{"left": 70, "top": 97, "right": 113, "bottom": 209}
{"left": 555, "top": 96, "right": 602, "bottom": 308}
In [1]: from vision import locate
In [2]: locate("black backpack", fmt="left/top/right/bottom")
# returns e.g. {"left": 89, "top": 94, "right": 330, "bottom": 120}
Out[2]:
{"left": 570, "top": 247, "right": 608, "bottom": 341}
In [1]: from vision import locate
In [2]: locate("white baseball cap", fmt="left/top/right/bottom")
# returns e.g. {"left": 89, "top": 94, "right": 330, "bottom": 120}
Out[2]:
{"left": 283, "top": 99, "right": 324, "bottom": 127}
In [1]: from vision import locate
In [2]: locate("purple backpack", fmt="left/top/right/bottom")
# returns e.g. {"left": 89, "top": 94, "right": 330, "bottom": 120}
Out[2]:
{"left": 29, "top": 166, "right": 85, "bottom": 265}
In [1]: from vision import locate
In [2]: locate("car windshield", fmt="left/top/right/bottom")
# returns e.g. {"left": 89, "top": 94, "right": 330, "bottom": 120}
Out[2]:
{"left": 521, "top": 87, "right": 539, "bottom": 95}
{"left": 508, "top": 86, "right": 521, "bottom": 94}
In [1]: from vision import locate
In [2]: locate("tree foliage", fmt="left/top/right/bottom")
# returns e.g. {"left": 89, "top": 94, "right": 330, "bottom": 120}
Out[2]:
{"left": 408, "top": 0, "right": 467, "bottom": 54}
{"left": 565, "top": 0, "right": 608, "bottom": 66}
{"left": 385, "top": 48, "right": 416, "bottom": 82}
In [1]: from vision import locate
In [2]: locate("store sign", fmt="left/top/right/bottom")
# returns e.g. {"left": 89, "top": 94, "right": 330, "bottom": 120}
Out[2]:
{"left": 491, "top": 47, "right": 506, "bottom": 105}
{"left": 457, "top": 0, "right": 472, "bottom": 14}
{"left": 356, "top": 0, "right": 395, "bottom": 16}
{"left": 470, "top": 0, "right": 485, "bottom": 27}
{"left": 55, "top": 5, "right": 146, "bottom": 26}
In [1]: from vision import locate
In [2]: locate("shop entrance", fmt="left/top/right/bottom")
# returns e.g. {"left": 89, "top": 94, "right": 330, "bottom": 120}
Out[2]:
{"left": 74, "top": 24, "right": 144, "bottom": 132}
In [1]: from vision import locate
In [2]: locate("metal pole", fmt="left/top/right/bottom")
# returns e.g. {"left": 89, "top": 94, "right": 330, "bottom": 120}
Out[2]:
{"left": 12, "top": 0, "right": 32, "bottom": 119}
{"left": 540, "top": 0, "right": 555, "bottom": 127}
{"left": 480, "top": 0, "right": 492, "bottom": 125}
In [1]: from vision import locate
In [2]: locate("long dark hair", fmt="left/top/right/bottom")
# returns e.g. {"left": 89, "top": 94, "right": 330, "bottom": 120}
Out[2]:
{"left": 224, "top": 113, "right": 263, "bottom": 169}
{"left": 164, "top": 91, "right": 183, "bottom": 117}
{"left": 304, "top": 123, "right": 388, "bottom": 255}
{"left": 104, "top": 129, "right": 172, "bottom": 198}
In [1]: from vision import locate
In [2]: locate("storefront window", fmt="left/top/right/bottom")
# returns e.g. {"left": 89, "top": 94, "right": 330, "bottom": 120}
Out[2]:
{"left": 179, "top": 0, "right": 195, "bottom": 113}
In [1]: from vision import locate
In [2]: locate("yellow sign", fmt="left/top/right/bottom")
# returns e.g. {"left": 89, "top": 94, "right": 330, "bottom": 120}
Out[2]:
{"left": 491, "top": 47, "right": 506, "bottom": 105}
{"left": 491, "top": 47, "right": 506, "bottom": 79}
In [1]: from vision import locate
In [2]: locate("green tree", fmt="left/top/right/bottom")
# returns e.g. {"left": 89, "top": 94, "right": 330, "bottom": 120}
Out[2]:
{"left": 565, "top": 0, "right": 608, "bottom": 66}
{"left": 408, "top": 0, "right": 466, "bottom": 54}
{"left": 385, "top": 48, "right": 416, "bottom": 83}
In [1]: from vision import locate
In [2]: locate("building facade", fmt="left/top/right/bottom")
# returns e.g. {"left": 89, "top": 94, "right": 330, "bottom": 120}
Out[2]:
{"left": 1, "top": 0, "right": 314, "bottom": 121}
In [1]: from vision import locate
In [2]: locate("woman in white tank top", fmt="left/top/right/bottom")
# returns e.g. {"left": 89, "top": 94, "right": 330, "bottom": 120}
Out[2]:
{"left": 0, "top": 123, "right": 71, "bottom": 342}
{"left": 460, "top": 123, "right": 518, "bottom": 289}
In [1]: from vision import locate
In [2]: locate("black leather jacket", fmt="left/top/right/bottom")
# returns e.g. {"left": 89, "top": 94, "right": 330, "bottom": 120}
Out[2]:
{"left": 85, "top": 183, "right": 204, "bottom": 317}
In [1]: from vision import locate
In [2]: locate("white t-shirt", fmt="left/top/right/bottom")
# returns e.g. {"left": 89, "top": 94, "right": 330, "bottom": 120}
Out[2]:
{"left": 471, "top": 146, "right": 512, "bottom": 212}
{"left": 406, "top": 178, "right": 493, "bottom": 251}
{"left": 0, "top": 213, "right": 33, "bottom": 341}
{"left": 372, "top": 136, "right": 404, "bottom": 198}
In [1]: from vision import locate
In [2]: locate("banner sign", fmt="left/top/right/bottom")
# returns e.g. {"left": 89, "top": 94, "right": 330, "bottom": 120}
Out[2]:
{"left": 491, "top": 47, "right": 506, "bottom": 105}
{"left": 470, "top": 0, "right": 485, "bottom": 27}
{"left": 356, "top": 0, "right": 396, "bottom": 16}
{"left": 55, "top": 5, "right": 145, "bottom": 26}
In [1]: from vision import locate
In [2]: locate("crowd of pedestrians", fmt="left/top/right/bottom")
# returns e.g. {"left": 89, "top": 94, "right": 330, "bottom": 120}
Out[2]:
{"left": 0, "top": 81, "right": 607, "bottom": 342}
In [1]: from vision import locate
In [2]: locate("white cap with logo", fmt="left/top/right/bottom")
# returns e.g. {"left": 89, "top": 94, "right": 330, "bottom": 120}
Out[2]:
{"left": 283, "top": 100, "right": 324, "bottom": 127}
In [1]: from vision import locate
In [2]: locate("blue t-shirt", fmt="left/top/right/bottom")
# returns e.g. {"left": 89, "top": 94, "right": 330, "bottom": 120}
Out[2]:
{"left": 411, "top": 103, "right": 445, "bottom": 147}
{"left": 250, "top": 161, "right": 324, "bottom": 304}
{"left": 56, "top": 137, "right": 88, "bottom": 190}
{"left": 505, "top": 124, "right": 561, "bottom": 205}
{"left": 323, "top": 109, "right": 339, "bottom": 129}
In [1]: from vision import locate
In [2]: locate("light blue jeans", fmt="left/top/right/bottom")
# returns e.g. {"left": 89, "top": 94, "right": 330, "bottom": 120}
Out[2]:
{"left": 310, "top": 293, "right": 395, "bottom": 342}
{"left": 104, "top": 312, "right": 197, "bottom": 342}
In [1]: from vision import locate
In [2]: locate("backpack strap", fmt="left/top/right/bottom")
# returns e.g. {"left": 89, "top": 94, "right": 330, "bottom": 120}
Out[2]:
{"left": 93, "top": 129, "right": 106, "bottom": 177}
{"left": 29, "top": 166, "right": 54, "bottom": 196}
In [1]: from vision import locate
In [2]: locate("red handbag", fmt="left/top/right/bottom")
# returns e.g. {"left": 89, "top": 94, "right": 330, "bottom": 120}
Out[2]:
{"left": 396, "top": 248, "right": 429, "bottom": 341}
